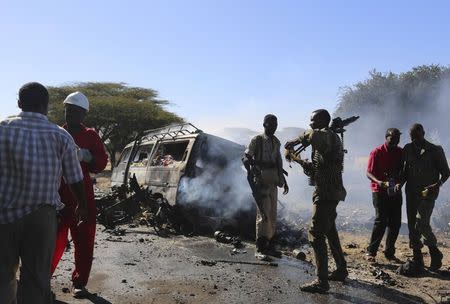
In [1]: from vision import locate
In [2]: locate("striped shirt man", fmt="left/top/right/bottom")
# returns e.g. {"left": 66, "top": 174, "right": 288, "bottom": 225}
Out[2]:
{"left": 0, "top": 111, "right": 83, "bottom": 224}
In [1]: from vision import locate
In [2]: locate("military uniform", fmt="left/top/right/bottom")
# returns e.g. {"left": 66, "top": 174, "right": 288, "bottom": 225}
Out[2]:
{"left": 298, "top": 128, "right": 347, "bottom": 282}
{"left": 402, "top": 141, "right": 450, "bottom": 251}
{"left": 246, "top": 133, "right": 284, "bottom": 244}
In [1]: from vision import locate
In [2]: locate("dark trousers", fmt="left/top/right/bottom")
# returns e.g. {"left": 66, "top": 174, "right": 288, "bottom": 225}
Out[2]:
{"left": 367, "top": 192, "right": 402, "bottom": 256}
{"left": 0, "top": 206, "right": 57, "bottom": 304}
{"left": 406, "top": 193, "right": 437, "bottom": 250}
{"left": 309, "top": 200, "right": 347, "bottom": 281}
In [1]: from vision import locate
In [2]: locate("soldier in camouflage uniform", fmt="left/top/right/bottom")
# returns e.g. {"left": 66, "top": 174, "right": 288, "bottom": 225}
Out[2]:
{"left": 243, "top": 114, "right": 289, "bottom": 261}
{"left": 286, "top": 109, "right": 348, "bottom": 293}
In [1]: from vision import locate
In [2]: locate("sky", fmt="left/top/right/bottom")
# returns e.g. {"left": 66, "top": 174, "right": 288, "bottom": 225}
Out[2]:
{"left": 1, "top": 0, "right": 449, "bottom": 133}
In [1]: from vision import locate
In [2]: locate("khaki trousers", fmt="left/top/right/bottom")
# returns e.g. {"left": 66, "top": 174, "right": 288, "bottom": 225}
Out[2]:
{"left": 256, "top": 184, "right": 278, "bottom": 240}
{"left": 0, "top": 206, "right": 57, "bottom": 304}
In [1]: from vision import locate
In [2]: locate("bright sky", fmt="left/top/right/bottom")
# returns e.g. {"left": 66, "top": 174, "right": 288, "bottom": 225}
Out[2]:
{"left": 1, "top": 0, "right": 449, "bottom": 132}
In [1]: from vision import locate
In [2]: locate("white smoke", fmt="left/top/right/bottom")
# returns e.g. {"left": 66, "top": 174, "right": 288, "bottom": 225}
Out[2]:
{"left": 177, "top": 157, "right": 253, "bottom": 218}
{"left": 176, "top": 73, "right": 450, "bottom": 229}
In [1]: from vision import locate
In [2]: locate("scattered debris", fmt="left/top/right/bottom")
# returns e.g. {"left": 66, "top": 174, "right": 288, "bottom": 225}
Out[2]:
{"left": 105, "top": 237, "right": 132, "bottom": 243}
{"left": 292, "top": 249, "right": 306, "bottom": 261}
{"left": 230, "top": 248, "right": 247, "bottom": 255}
{"left": 200, "top": 260, "right": 217, "bottom": 267}
{"left": 105, "top": 227, "right": 126, "bottom": 236}
{"left": 200, "top": 259, "right": 277, "bottom": 267}
{"left": 275, "top": 218, "right": 308, "bottom": 250}
{"left": 214, "top": 231, "right": 243, "bottom": 248}
{"left": 396, "top": 261, "right": 424, "bottom": 277}
{"left": 215, "top": 259, "right": 278, "bottom": 267}
{"left": 346, "top": 242, "right": 359, "bottom": 249}
{"left": 372, "top": 267, "right": 397, "bottom": 286}
{"left": 96, "top": 175, "right": 193, "bottom": 235}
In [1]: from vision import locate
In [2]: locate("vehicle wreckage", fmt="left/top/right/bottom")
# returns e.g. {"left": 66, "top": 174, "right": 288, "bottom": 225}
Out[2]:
{"left": 97, "top": 123, "right": 255, "bottom": 236}
{"left": 96, "top": 123, "right": 307, "bottom": 246}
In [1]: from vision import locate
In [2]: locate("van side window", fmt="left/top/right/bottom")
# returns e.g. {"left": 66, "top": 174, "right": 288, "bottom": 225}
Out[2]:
{"left": 131, "top": 144, "right": 154, "bottom": 166}
{"left": 117, "top": 147, "right": 132, "bottom": 165}
{"left": 151, "top": 141, "right": 189, "bottom": 167}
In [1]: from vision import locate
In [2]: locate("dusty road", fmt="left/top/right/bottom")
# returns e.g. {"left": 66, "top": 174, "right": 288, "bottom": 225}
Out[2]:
{"left": 51, "top": 225, "right": 450, "bottom": 304}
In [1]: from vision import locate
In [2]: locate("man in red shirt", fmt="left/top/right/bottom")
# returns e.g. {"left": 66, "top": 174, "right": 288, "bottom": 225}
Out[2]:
{"left": 366, "top": 128, "right": 403, "bottom": 262}
{"left": 51, "top": 92, "right": 108, "bottom": 298}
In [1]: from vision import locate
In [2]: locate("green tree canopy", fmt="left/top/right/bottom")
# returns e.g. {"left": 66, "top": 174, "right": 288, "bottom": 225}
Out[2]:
{"left": 48, "top": 82, "right": 184, "bottom": 165}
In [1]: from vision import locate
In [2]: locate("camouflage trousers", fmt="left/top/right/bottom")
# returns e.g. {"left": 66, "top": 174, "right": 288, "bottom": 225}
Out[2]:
{"left": 308, "top": 200, "right": 347, "bottom": 281}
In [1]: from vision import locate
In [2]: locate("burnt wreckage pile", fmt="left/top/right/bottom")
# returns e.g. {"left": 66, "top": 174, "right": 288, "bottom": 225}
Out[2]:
{"left": 95, "top": 175, "right": 307, "bottom": 250}
{"left": 95, "top": 175, "right": 192, "bottom": 235}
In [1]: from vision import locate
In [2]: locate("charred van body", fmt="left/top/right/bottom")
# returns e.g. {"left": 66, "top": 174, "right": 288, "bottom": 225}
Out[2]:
{"left": 111, "top": 123, "right": 255, "bottom": 236}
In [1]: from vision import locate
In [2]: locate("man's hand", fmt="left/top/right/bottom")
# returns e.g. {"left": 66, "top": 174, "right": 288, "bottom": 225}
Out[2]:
{"left": 75, "top": 205, "right": 88, "bottom": 226}
{"left": 425, "top": 182, "right": 440, "bottom": 191}
{"left": 283, "top": 183, "right": 289, "bottom": 195}
{"left": 284, "top": 140, "right": 297, "bottom": 149}
{"left": 77, "top": 148, "right": 93, "bottom": 163}
{"left": 394, "top": 183, "right": 402, "bottom": 193}
{"left": 377, "top": 180, "right": 388, "bottom": 188}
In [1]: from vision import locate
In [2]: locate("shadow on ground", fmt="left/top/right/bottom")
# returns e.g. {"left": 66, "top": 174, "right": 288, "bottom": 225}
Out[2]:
{"left": 330, "top": 279, "right": 425, "bottom": 304}
{"left": 55, "top": 292, "right": 112, "bottom": 304}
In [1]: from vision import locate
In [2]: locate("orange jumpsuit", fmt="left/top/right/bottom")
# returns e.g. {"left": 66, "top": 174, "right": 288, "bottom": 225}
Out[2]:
{"left": 51, "top": 124, "right": 108, "bottom": 287}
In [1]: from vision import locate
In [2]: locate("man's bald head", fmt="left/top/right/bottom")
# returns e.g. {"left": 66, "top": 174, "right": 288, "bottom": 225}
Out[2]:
{"left": 263, "top": 114, "right": 278, "bottom": 136}
{"left": 410, "top": 123, "right": 425, "bottom": 145}
{"left": 310, "top": 109, "right": 331, "bottom": 130}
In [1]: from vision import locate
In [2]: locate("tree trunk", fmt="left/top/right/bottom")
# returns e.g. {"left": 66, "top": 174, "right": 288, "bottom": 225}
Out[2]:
{"left": 107, "top": 147, "right": 117, "bottom": 168}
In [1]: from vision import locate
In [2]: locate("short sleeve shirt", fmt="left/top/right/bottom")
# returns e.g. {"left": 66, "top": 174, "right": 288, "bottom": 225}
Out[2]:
{"left": 0, "top": 112, "right": 83, "bottom": 223}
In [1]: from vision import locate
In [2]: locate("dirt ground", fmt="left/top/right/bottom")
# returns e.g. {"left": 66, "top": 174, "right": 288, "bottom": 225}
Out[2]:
{"left": 50, "top": 171, "right": 450, "bottom": 304}
{"left": 51, "top": 224, "right": 450, "bottom": 304}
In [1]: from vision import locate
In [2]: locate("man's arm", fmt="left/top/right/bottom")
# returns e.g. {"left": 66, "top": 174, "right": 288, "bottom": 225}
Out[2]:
{"left": 366, "top": 150, "right": 388, "bottom": 188}
{"left": 285, "top": 130, "right": 312, "bottom": 149}
{"left": 62, "top": 136, "right": 89, "bottom": 224}
{"left": 276, "top": 143, "right": 289, "bottom": 194}
{"left": 87, "top": 130, "right": 109, "bottom": 174}
{"left": 427, "top": 146, "right": 450, "bottom": 190}
{"left": 242, "top": 137, "right": 257, "bottom": 171}
{"left": 68, "top": 181, "right": 88, "bottom": 225}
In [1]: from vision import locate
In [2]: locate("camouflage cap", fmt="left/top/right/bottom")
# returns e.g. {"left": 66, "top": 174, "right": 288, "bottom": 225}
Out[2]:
{"left": 385, "top": 128, "right": 401, "bottom": 137}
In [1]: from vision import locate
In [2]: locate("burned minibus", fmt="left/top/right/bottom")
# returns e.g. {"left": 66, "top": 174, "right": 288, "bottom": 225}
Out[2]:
{"left": 111, "top": 123, "right": 255, "bottom": 234}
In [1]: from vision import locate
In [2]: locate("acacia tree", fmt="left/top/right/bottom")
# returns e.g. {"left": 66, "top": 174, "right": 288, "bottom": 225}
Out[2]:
{"left": 48, "top": 82, "right": 184, "bottom": 165}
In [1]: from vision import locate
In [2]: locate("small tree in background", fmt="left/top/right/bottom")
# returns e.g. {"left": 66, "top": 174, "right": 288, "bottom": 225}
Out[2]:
{"left": 48, "top": 82, "right": 184, "bottom": 166}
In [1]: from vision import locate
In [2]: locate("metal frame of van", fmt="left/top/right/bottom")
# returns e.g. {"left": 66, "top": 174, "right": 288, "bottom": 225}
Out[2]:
{"left": 111, "top": 123, "right": 245, "bottom": 206}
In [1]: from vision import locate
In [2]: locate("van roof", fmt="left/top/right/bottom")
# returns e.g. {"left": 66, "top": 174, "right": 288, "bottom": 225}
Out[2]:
{"left": 142, "top": 123, "right": 202, "bottom": 141}
{"left": 124, "top": 123, "right": 203, "bottom": 149}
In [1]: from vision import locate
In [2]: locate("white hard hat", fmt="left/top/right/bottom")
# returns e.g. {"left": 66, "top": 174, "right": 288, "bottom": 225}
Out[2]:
{"left": 63, "top": 91, "right": 89, "bottom": 111}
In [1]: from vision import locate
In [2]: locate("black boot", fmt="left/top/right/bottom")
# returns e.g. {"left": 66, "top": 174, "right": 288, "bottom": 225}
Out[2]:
{"left": 255, "top": 237, "right": 270, "bottom": 261}
{"left": 412, "top": 249, "right": 424, "bottom": 268}
{"left": 328, "top": 268, "right": 349, "bottom": 282}
{"left": 429, "top": 246, "right": 443, "bottom": 271}
{"left": 265, "top": 239, "right": 282, "bottom": 258}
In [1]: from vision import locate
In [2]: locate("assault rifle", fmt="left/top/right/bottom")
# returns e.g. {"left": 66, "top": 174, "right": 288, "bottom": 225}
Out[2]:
{"left": 284, "top": 115, "right": 359, "bottom": 165}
